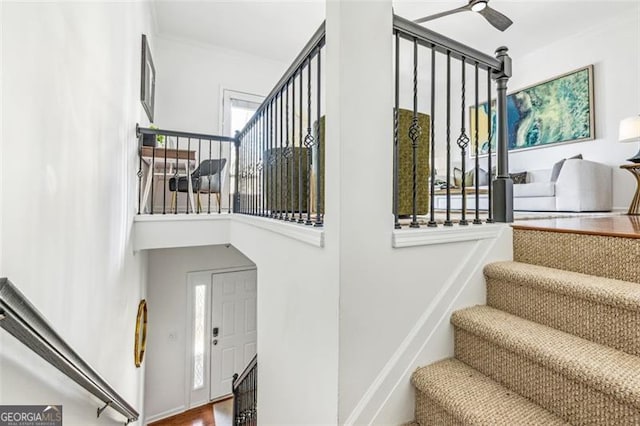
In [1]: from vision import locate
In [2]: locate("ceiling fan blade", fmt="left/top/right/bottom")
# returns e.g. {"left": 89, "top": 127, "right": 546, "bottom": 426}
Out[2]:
{"left": 479, "top": 5, "right": 513, "bottom": 31}
{"left": 414, "top": 5, "right": 470, "bottom": 24}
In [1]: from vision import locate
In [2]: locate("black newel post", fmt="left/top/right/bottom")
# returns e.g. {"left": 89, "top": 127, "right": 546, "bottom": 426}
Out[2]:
{"left": 492, "top": 46, "right": 513, "bottom": 223}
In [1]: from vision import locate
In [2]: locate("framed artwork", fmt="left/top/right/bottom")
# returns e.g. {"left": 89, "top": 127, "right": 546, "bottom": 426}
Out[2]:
{"left": 134, "top": 299, "right": 148, "bottom": 368}
{"left": 471, "top": 65, "right": 595, "bottom": 156}
{"left": 141, "top": 34, "right": 156, "bottom": 122}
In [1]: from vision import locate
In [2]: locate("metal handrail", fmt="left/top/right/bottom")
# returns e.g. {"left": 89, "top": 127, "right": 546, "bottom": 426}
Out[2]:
{"left": 0, "top": 278, "right": 139, "bottom": 424}
{"left": 237, "top": 21, "right": 326, "bottom": 138}
{"left": 136, "top": 124, "right": 237, "bottom": 143}
{"left": 233, "top": 354, "right": 257, "bottom": 390}
{"left": 393, "top": 14, "right": 502, "bottom": 72}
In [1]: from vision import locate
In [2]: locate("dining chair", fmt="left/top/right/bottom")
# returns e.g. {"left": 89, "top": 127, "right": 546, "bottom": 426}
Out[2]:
{"left": 169, "top": 159, "right": 227, "bottom": 213}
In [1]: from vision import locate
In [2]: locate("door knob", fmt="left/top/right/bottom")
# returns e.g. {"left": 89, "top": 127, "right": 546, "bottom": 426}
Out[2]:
{"left": 212, "top": 339, "right": 218, "bottom": 346}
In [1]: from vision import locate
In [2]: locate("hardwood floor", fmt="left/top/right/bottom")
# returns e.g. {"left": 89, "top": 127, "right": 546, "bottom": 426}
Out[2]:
{"left": 149, "top": 398, "right": 232, "bottom": 426}
{"left": 512, "top": 215, "right": 640, "bottom": 239}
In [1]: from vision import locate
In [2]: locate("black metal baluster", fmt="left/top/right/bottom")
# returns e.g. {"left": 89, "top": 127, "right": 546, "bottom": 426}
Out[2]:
{"left": 393, "top": 32, "right": 400, "bottom": 229}
{"left": 163, "top": 134, "right": 168, "bottom": 215}
{"left": 186, "top": 137, "right": 192, "bottom": 214}
{"left": 284, "top": 83, "right": 291, "bottom": 221}
{"left": 315, "top": 47, "right": 323, "bottom": 227}
{"left": 457, "top": 57, "right": 469, "bottom": 226}
{"left": 137, "top": 132, "right": 143, "bottom": 215}
{"left": 298, "top": 68, "right": 304, "bottom": 223}
{"left": 198, "top": 138, "right": 202, "bottom": 214}
{"left": 290, "top": 76, "right": 296, "bottom": 221}
{"left": 150, "top": 135, "right": 156, "bottom": 214}
{"left": 487, "top": 69, "right": 494, "bottom": 223}
{"left": 409, "top": 38, "right": 421, "bottom": 229}
{"left": 473, "top": 62, "right": 482, "bottom": 224}
{"left": 444, "top": 51, "right": 453, "bottom": 226}
{"left": 175, "top": 136, "right": 180, "bottom": 215}
{"left": 269, "top": 98, "right": 278, "bottom": 219}
{"left": 208, "top": 138, "right": 212, "bottom": 214}
{"left": 278, "top": 91, "right": 283, "bottom": 220}
{"left": 428, "top": 45, "right": 437, "bottom": 227}
{"left": 304, "top": 57, "right": 315, "bottom": 226}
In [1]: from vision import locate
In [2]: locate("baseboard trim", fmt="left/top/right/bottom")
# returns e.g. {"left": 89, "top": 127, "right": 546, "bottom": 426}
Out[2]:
{"left": 145, "top": 405, "right": 186, "bottom": 425}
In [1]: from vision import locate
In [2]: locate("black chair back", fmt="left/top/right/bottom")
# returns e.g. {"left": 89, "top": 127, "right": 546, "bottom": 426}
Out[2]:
{"left": 193, "top": 159, "right": 227, "bottom": 177}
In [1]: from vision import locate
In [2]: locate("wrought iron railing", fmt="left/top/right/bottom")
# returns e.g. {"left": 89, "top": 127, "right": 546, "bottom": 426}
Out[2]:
{"left": 392, "top": 15, "right": 513, "bottom": 228}
{"left": 136, "top": 125, "right": 236, "bottom": 215}
{"left": 234, "top": 23, "right": 326, "bottom": 227}
{"left": 0, "top": 278, "right": 139, "bottom": 424}
{"left": 232, "top": 354, "right": 257, "bottom": 426}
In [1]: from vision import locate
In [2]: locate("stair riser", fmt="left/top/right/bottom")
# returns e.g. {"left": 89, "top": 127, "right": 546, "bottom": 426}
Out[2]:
{"left": 513, "top": 229, "right": 640, "bottom": 283}
{"left": 487, "top": 277, "right": 640, "bottom": 357}
{"left": 454, "top": 328, "right": 640, "bottom": 425}
{"left": 415, "top": 392, "right": 464, "bottom": 426}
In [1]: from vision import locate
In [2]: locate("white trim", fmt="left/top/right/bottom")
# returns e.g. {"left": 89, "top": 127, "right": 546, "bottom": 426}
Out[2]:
{"left": 346, "top": 226, "right": 510, "bottom": 425}
{"left": 232, "top": 214, "right": 325, "bottom": 247}
{"left": 221, "top": 89, "right": 264, "bottom": 138}
{"left": 145, "top": 405, "right": 186, "bottom": 424}
{"left": 392, "top": 223, "right": 505, "bottom": 247}
{"left": 134, "top": 213, "right": 232, "bottom": 223}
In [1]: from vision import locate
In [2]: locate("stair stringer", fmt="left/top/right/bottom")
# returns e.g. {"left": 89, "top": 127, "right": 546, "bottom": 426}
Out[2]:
{"left": 344, "top": 225, "right": 513, "bottom": 425}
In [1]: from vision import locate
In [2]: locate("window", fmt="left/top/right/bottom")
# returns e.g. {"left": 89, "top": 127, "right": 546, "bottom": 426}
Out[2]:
{"left": 193, "top": 284, "right": 206, "bottom": 390}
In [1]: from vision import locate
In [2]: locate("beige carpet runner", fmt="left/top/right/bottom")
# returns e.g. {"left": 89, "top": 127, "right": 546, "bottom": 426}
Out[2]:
{"left": 410, "top": 229, "right": 640, "bottom": 425}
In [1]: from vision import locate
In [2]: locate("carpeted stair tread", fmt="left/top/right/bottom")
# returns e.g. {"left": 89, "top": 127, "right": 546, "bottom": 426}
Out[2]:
{"left": 451, "top": 306, "right": 640, "bottom": 409}
{"left": 485, "top": 261, "right": 640, "bottom": 356}
{"left": 411, "top": 359, "right": 569, "bottom": 425}
{"left": 484, "top": 261, "right": 640, "bottom": 311}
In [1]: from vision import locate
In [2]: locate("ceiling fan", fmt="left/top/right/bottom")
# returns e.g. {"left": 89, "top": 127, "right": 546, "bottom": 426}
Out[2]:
{"left": 414, "top": 0, "right": 513, "bottom": 32}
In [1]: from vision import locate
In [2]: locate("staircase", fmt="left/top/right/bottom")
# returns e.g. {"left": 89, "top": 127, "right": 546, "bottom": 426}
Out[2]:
{"left": 409, "top": 226, "right": 640, "bottom": 425}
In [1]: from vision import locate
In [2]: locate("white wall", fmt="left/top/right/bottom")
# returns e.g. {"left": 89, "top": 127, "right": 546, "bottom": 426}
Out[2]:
{"left": 506, "top": 10, "right": 640, "bottom": 210}
{"left": 154, "top": 35, "right": 287, "bottom": 135}
{"left": 144, "top": 245, "right": 254, "bottom": 422}
{"left": 1, "top": 2, "right": 152, "bottom": 424}
{"left": 229, "top": 221, "right": 340, "bottom": 426}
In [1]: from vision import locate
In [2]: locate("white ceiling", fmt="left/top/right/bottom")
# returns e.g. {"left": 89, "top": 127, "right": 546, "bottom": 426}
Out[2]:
{"left": 152, "top": 1, "right": 639, "bottom": 63}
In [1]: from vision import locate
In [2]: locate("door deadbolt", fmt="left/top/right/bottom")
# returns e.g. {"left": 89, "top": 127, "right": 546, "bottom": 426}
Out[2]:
{"left": 213, "top": 327, "right": 219, "bottom": 337}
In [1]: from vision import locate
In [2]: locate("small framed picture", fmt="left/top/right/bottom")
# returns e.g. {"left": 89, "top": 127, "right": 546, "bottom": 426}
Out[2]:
{"left": 141, "top": 34, "right": 155, "bottom": 122}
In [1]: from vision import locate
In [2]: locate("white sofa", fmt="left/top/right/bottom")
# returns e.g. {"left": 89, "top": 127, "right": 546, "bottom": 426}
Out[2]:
{"left": 513, "top": 159, "right": 612, "bottom": 212}
{"left": 432, "top": 159, "right": 612, "bottom": 212}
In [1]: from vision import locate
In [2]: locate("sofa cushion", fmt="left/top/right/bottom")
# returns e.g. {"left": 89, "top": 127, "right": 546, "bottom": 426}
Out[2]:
{"left": 527, "top": 169, "right": 552, "bottom": 183}
{"left": 550, "top": 154, "right": 583, "bottom": 182}
{"left": 454, "top": 167, "right": 489, "bottom": 187}
{"left": 513, "top": 182, "right": 556, "bottom": 198}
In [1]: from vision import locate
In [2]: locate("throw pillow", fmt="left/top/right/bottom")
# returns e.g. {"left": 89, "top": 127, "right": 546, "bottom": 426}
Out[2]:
{"left": 509, "top": 171, "right": 527, "bottom": 184}
{"left": 453, "top": 167, "right": 488, "bottom": 187}
{"left": 550, "top": 154, "right": 583, "bottom": 182}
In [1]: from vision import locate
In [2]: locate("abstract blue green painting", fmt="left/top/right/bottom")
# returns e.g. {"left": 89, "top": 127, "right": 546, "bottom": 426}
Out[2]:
{"left": 471, "top": 65, "right": 594, "bottom": 156}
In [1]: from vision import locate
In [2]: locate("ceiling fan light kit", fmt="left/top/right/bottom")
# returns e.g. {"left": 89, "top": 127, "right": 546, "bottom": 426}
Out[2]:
{"left": 414, "top": 0, "right": 513, "bottom": 32}
{"left": 471, "top": 1, "right": 488, "bottom": 12}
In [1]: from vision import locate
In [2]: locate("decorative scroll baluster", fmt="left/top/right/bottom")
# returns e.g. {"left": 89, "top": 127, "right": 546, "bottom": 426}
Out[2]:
{"left": 409, "top": 38, "right": 421, "bottom": 229}
{"left": 315, "top": 47, "right": 323, "bottom": 227}
{"left": 393, "top": 31, "right": 400, "bottom": 229}
{"left": 303, "top": 57, "right": 315, "bottom": 226}
{"left": 457, "top": 57, "right": 469, "bottom": 226}
{"left": 428, "top": 45, "right": 437, "bottom": 227}
{"left": 444, "top": 51, "right": 453, "bottom": 227}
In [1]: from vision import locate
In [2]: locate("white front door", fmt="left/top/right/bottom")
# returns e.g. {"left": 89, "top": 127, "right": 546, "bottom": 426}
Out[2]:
{"left": 210, "top": 269, "right": 257, "bottom": 400}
